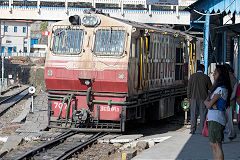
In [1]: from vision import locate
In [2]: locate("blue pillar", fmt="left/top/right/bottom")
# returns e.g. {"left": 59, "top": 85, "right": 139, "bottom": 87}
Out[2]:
{"left": 204, "top": 11, "right": 210, "bottom": 74}
{"left": 223, "top": 31, "right": 227, "bottom": 63}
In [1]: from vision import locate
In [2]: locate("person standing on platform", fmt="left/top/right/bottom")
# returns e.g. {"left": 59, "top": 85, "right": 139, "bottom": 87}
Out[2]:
{"left": 224, "top": 64, "right": 237, "bottom": 140}
{"left": 187, "top": 64, "right": 212, "bottom": 134}
{"left": 204, "top": 65, "right": 232, "bottom": 160}
{"left": 235, "top": 84, "right": 240, "bottom": 130}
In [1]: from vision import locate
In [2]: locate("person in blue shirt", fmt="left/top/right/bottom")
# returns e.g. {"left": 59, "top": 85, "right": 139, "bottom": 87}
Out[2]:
{"left": 204, "top": 65, "right": 232, "bottom": 160}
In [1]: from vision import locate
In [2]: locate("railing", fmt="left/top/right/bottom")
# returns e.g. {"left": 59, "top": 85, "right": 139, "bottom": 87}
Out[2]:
{"left": 1, "top": 52, "right": 46, "bottom": 58}
{"left": 0, "top": 0, "right": 192, "bottom": 24}
{"left": 0, "top": 0, "right": 195, "bottom": 7}
{"left": 0, "top": 0, "right": 195, "bottom": 12}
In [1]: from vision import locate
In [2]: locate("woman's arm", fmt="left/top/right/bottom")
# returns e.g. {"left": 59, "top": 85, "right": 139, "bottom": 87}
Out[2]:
{"left": 236, "top": 96, "right": 240, "bottom": 106}
{"left": 204, "top": 94, "right": 221, "bottom": 109}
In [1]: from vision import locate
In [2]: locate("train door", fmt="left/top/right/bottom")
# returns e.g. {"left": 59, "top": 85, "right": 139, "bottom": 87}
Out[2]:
{"left": 149, "top": 34, "right": 154, "bottom": 88}
{"left": 137, "top": 34, "right": 149, "bottom": 91}
{"left": 136, "top": 36, "right": 144, "bottom": 91}
{"left": 169, "top": 36, "right": 175, "bottom": 84}
{"left": 189, "top": 41, "right": 197, "bottom": 75}
{"left": 175, "top": 44, "right": 184, "bottom": 83}
{"left": 128, "top": 37, "right": 138, "bottom": 96}
{"left": 156, "top": 34, "right": 161, "bottom": 87}
{"left": 160, "top": 35, "right": 164, "bottom": 85}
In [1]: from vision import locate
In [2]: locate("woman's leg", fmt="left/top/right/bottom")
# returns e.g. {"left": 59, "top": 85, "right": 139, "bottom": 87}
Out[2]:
{"left": 210, "top": 143, "right": 216, "bottom": 159}
{"left": 215, "top": 142, "right": 224, "bottom": 160}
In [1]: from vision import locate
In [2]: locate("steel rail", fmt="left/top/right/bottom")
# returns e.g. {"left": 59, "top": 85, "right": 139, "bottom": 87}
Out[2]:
{"left": 0, "top": 88, "right": 29, "bottom": 116}
{"left": 56, "top": 132, "right": 108, "bottom": 160}
{"left": 15, "top": 131, "right": 78, "bottom": 160}
{"left": 0, "top": 87, "right": 28, "bottom": 105}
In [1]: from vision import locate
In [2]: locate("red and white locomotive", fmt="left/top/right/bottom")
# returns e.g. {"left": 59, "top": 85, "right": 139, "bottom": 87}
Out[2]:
{"left": 45, "top": 11, "right": 195, "bottom": 132}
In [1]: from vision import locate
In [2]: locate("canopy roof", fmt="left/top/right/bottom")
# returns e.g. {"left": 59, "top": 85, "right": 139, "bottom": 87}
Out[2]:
{"left": 188, "top": 0, "right": 240, "bottom": 13}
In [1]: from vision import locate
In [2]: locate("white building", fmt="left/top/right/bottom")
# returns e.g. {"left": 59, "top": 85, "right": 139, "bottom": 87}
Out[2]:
{"left": 0, "top": 20, "right": 31, "bottom": 55}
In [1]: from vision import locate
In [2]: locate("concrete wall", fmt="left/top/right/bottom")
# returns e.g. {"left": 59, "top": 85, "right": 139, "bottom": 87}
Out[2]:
{"left": 0, "top": 62, "right": 45, "bottom": 92}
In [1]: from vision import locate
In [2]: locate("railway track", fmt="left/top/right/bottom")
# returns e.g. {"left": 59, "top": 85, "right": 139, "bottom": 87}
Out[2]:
{"left": 12, "top": 131, "right": 108, "bottom": 160}
{"left": 0, "top": 87, "right": 29, "bottom": 116}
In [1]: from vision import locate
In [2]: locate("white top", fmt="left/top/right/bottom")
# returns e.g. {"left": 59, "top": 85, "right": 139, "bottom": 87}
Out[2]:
{"left": 207, "top": 86, "right": 228, "bottom": 126}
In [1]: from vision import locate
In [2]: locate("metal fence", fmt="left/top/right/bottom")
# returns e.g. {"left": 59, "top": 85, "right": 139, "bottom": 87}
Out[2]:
{"left": 1, "top": 52, "right": 46, "bottom": 58}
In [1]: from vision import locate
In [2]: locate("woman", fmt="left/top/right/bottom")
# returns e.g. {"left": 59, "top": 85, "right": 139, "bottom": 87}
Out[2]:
{"left": 204, "top": 65, "right": 232, "bottom": 160}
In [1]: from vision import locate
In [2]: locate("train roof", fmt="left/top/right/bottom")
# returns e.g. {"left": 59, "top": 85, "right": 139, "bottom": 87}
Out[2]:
{"left": 111, "top": 16, "right": 191, "bottom": 37}
{"left": 52, "top": 10, "right": 195, "bottom": 40}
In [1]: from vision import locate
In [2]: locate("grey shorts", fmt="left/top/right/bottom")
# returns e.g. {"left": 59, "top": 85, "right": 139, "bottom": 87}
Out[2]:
{"left": 208, "top": 121, "right": 225, "bottom": 143}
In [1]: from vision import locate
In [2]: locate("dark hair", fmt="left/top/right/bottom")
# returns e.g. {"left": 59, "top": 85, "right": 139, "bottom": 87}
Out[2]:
{"left": 197, "top": 64, "right": 205, "bottom": 72}
{"left": 224, "top": 63, "right": 234, "bottom": 73}
{"left": 210, "top": 65, "right": 232, "bottom": 107}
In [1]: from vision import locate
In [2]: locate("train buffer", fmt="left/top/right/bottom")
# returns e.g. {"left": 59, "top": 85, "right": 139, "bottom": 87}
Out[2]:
{"left": 132, "top": 125, "right": 240, "bottom": 160}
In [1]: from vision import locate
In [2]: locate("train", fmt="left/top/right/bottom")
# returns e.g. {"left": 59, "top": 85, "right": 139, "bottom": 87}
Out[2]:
{"left": 45, "top": 10, "right": 199, "bottom": 132}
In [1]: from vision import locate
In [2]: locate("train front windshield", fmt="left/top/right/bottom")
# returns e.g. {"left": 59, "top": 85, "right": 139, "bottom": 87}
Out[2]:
{"left": 53, "top": 29, "right": 83, "bottom": 54}
{"left": 94, "top": 30, "right": 125, "bottom": 56}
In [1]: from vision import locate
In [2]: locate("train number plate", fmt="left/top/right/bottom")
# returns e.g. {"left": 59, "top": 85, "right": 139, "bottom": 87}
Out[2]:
{"left": 100, "top": 106, "right": 120, "bottom": 112}
{"left": 53, "top": 101, "right": 67, "bottom": 109}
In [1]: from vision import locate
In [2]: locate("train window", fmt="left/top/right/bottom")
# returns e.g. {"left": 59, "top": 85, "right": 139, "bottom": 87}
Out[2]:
{"left": 53, "top": 29, "right": 83, "bottom": 54}
{"left": 94, "top": 30, "right": 125, "bottom": 56}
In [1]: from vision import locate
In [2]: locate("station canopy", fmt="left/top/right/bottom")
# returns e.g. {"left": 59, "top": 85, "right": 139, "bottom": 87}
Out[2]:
{"left": 188, "top": 0, "right": 240, "bottom": 13}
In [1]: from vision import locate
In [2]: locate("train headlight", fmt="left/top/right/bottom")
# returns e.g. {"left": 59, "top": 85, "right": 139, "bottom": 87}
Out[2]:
{"left": 82, "top": 15, "right": 100, "bottom": 27}
{"left": 47, "top": 70, "right": 53, "bottom": 76}
{"left": 85, "top": 80, "right": 91, "bottom": 85}
{"left": 69, "top": 15, "right": 81, "bottom": 25}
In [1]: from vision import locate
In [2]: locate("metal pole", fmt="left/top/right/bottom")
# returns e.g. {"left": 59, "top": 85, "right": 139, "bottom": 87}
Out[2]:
{"left": 121, "top": 0, "right": 124, "bottom": 16}
{"left": 204, "top": 11, "right": 210, "bottom": 75}
{"left": 2, "top": 53, "right": 4, "bottom": 91}
{"left": 92, "top": 0, "right": 95, "bottom": 8}
{"left": 176, "top": 5, "right": 179, "bottom": 17}
{"left": 223, "top": 31, "right": 227, "bottom": 63}
{"left": 65, "top": 0, "right": 68, "bottom": 13}
{"left": 185, "top": 111, "right": 188, "bottom": 123}
{"left": 37, "top": 0, "right": 40, "bottom": 12}
{"left": 149, "top": 5, "right": 152, "bottom": 15}
{"left": 31, "top": 95, "right": 34, "bottom": 112}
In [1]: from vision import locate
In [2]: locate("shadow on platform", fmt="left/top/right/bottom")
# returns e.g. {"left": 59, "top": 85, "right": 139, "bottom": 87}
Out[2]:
{"left": 176, "top": 126, "right": 240, "bottom": 160}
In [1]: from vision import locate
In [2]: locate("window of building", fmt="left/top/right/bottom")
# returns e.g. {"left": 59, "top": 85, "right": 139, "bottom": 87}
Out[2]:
{"left": 4, "top": 26, "right": 8, "bottom": 32}
{"left": 24, "top": 47, "right": 27, "bottom": 52}
{"left": 23, "top": 27, "right": 26, "bottom": 33}
{"left": 14, "top": 27, "right": 17, "bottom": 32}
{"left": 6, "top": 40, "right": 12, "bottom": 43}
{"left": 13, "top": 47, "right": 17, "bottom": 52}
{"left": 31, "top": 39, "right": 38, "bottom": 48}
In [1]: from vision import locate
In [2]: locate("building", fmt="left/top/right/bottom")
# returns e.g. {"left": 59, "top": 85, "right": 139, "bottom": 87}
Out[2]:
{"left": 30, "top": 21, "right": 52, "bottom": 54}
{"left": 0, "top": 20, "right": 31, "bottom": 55}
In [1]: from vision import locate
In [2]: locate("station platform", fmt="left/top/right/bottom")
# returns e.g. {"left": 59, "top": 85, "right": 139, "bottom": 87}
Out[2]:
{"left": 133, "top": 125, "right": 240, "bottom": 160}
